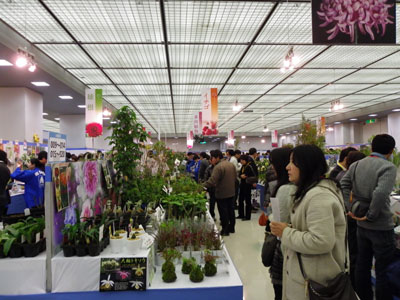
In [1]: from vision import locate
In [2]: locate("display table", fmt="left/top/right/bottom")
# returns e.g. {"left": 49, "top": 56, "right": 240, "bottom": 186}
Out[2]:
{"left": 0, "top": 252, "right": 46, "bottom": 295}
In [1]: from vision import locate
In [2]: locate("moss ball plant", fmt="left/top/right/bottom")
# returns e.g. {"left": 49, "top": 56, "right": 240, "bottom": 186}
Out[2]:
{"left": 181, "top": 257, "right": 196, "bottom": 275}
{"left": 162, "top": 260, "right": 175, "bottom": 273}
{"left": 162, "top": 261, "right": 177, "bottom": 283}
{"left": 189, "top": 264, "right": 204, "bottom": 283}
{"left": 204, "top": 262, "right": 217, "bottom": 276}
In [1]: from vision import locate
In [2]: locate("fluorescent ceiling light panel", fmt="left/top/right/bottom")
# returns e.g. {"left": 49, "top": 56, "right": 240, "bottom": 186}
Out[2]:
{"left": 368, "top": 114, "right": 378, "bottom": 117}
{"left": 36, "top": 44, "right": 95, "bottom": 68}
{"left": 0, "top": 59, "right": 13, "bottom": 66}
{"left": 54, "top": 118, "right": 60, "bottom": 121}
{"left": 78, "top": 105, "right": 86, "bottom": 108}
{"left": 392, "top": 109, "right": 400, "bottom": 112}
{"left": 59, "top": 95, "right": 73, "bottom": 99}
{"left": 42, "top": 112, "right": 48, "bottom": 116}
{"left": 350, "top": 118, "right": 358, "bottom": 121}
{"left": 31, "top": 82, "right": 50, "bottom": 86}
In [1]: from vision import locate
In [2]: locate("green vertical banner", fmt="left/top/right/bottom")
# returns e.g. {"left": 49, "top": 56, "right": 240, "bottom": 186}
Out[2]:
{"left": 85, "top": 89, "right": 103, "bottom": 137}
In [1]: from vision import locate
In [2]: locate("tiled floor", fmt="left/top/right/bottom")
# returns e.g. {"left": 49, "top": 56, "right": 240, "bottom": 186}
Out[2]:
{"left": 222, "top": 211, "right": 275, "bottom": 300}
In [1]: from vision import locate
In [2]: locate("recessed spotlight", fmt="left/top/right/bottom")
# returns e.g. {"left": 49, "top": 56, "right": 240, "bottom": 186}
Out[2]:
{"left": 110, "top": 121, "right": 117, "bottom": 124}
{"left": 31, "top": 82, "right": 50, "bottom": 87}
{"left": 54, "top": 118, "right": 60, "bottom": 121}
{"left": 77, "top": 105, "right": 86, "bottom": 108}
{"left": 392, "top": 109, "right": 400, "bottom": 112}
{"left": 334, "top": 122, "right": 341, "bottom": 124}
{"left": 261, "top": 139, "right": 265, "bottom": 143}
{"left": 0, "top": 59, "right": 13, "bottom": 66}
{"left": 368, "top": 114, "right": 377, "bottom": 117}
{"left": 350, "top": 118, "right": 358, "bottom": 121}
{"left": 42, "top": 112, "right": 48, "bottom": 116}
{"left": 241, "top": 136, "right": 246, "bottom": 139}
{"left": 286, "top": 132, "right": 290, "bottom": 134}
{"left": 327, "top": 127, "right": 334, "bottom": 131}
{"left": 103, "top": 117, "right": 110, "bottom": 120}
{"left": 16, "top": 56, "right": 27, "bottom": 68}
{"left": 59, "top": 95, "right": 73, "bottom": 100}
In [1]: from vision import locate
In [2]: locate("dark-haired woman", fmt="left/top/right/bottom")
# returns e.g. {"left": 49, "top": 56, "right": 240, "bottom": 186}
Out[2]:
{"left": 11, "top": 158, "right": 45, "bottom": 208}
{"left": 237, "top": 155, "right": 252, "bottom": 220}
{"left": 270, "top": 145, "right": 346, "bottom": 300}
{"left": 267, "top": 147, "right": 295, "bottom": 300}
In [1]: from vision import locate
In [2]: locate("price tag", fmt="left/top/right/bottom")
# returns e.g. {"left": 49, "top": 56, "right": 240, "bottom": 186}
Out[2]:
{"left": 24, "top": 208, "right": 31, "bottom": 216}
{"left": 99, "top": 225, "right": 104, "bottom": 242}
{"left": 36, "top": 232, "right": 41, "bottom": 243}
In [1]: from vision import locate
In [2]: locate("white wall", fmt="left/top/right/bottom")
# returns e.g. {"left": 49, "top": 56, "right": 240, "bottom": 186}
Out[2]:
{"left": 388, "top": 112, "right": 400, "bottom": 148}
{"left": 362, "top": 117, "right": 388, "bottom": 142}
{"left": 60, "top": 115, "right": 86, "bottom": 148}
{"left": 0, "top": 87, "right": 43, "bottom": 142}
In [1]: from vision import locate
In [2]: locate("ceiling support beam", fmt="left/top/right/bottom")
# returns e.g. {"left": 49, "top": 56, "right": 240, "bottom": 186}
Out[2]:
{"left": 217, "top": 1, "right": 280, "bottom": 96}
{"left": 159, "top": 0, "right": 177, "bottom": 134}
{"left": 37, "top": 0, "right": 158, "bottom": 133}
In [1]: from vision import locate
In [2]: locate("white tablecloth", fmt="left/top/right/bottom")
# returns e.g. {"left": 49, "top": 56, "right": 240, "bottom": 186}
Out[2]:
{"left": 0, "top": 252, "right": 46, "bottom": 295}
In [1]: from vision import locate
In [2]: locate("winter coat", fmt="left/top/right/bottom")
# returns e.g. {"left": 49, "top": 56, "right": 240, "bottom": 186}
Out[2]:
{"left": 0, "top": 162, "right": 11, "bottom": 206}
{"left": 203, "top": 160, "right": 236, "bottom": 199}
{"left": 11, "top": 167, "right": 45, "bottom": 208}
{"left": 281, "top": 179, "right": 346, "bottom": 300}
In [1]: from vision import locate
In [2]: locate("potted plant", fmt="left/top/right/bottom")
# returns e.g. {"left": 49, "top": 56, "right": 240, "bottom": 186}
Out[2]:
{"left": 107, "top": 106, "right": 149, "bottom": 208}
{"left": 3, "top": 221, "right": 25, "bottom": 257}
{"left": 62, "top": 224, "right": 77, "bottom": 257}
{"left": 20, "top": 219, "right": 41, "bottom": 257}
{"left": 85, "top": 227, "right": 100, "bottom": 256}
{"left": 181, "top": 257, "right": 196, "bottom": 274}
{"left": 203, "top": 250, "right": 217, "bottom": 277}
{"left": 75, "top": 221, "right": 88, "bottom": 257}
{"left": 162, "top": 259, "right": 177, "bottom": 283}
{"left": 126, "top": 233, "right": 142, "bottom": 255}
{"left": 189, "top": 264, "right": 204, "bottom": 283}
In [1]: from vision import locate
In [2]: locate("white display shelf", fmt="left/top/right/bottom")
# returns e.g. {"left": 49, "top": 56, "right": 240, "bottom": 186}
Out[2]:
{"left": 0, "top": 252, "right": 46, "bottom": 295}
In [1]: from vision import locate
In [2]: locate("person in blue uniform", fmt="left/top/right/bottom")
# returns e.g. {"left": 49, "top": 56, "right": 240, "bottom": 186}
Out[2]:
{"left": 11, "top": 158, "right": 45, "bottom": 208}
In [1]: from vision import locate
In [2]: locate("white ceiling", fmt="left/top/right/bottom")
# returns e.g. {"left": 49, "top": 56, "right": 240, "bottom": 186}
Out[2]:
{"left": 1, "top": 0, "right": 400, "bottom": 135}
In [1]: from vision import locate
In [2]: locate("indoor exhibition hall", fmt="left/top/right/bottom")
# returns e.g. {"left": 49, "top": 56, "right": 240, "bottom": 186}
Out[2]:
{"left": 0, "top": 1, "right": 399, "bottom": 300}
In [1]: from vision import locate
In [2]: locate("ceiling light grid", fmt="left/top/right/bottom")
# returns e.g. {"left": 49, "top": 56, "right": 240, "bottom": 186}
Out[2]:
{"left": 268, "top": 84, "right": 324, "bottom": 95}
{"left": 0, "top": 0, "right": 73, "bottom": 42}
{"left": 240, "top": 45, "right": 326, "bottom": 68}
{"left": 44, "top": 0, "right": 163, "bottom": 42}
{"left": 68, "top": 69, "right": 112, "bottom": 84}
{"left": 229, "top": 69, "right": 288, "bottom": 84}
{"left": 118, "top": 85, "right": 170, "bottom": 96}
{"left": 312, "top": 84, "right": 373, "bottom": 94}
{"left": 172, "top": 85, "right": 223, "bottom": 96}
{"left": 307, "top": 46, "right": 400, "bottom": 68}
{"left": 103, "top": 96, "right": 130, "bottom": 106}
{"left": 222, "top": 84, "right": 275, "bottom": 95}
{"left": 128, "top": 95, "right": 172, "bottom": 113}
{"left": 356, "top": 84, "right": 400, "bottom": 94}
{"left": 337, "top": 69, "right": 400, "bottom": 84}
{"left": 165, "top": 1, "right": 274, "bottom": 43}
{"left": 170, "top": 45, "right": 246, "bottom": 68}
{"left": 284, "top": 68, "right": 357, "bottom": 84}
{"left": 36, "top": 44, "right": 95, "bottom": 68}
{"left": 83, "top": 44, "right": 167, "bottom": 68}
{"left": 171, "top": 69, "right": 231, "bottom": 84}
{"left": 174, "top": 95, "right": 202, "bottom": 111}
{"left": 256, "top": 2, "right": 312, "bottom": 43}
{"left": 105, "top": 69, "right": 169, "bottom": 84}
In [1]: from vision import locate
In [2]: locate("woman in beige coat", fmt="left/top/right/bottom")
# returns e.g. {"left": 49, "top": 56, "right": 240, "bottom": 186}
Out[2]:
{"left": 271, "top": 145, "right": 347, "bottom": 300}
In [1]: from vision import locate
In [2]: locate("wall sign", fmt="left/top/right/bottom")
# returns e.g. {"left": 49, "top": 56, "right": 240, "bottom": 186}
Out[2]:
{"left": 100, "top": 257, "right": 147, "bottom": 292}
{"left": 48, "top": 132, "right": 66, "bottom": 163}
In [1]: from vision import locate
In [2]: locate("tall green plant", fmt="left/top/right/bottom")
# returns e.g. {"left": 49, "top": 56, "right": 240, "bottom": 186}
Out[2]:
{"left": 107, "top": 106, "right": 149, "bottom": 206}
{"left": 296, "top": 115, "right": 325, "bottom": 150}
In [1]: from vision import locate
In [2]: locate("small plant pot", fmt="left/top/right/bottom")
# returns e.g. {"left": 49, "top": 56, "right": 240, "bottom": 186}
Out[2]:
{"left": 75, "top": 244, "right": 87, "bottom": 257}
{"left": 126, "top": 237, "right": 142, "bottom": 255}
{"left": 88, "top": 243, "right": 101, "bottom": 256}
{"left": 9, "top": 243, "right": 23, "bottom": 258}
{"left": 62, "top": 244, "right": 76, "bottom": 257}
{"left": 110, "top": 236, "right": 124, "bottom": 254}
{"left": 22, "top": 242, "right": 41, "bottom": 257}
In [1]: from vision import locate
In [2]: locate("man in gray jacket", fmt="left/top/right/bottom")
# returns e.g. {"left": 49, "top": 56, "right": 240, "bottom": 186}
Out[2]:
{"left": 203, "top": 149, "right": 237, "bottom": 236}
{"left": 341, "top": 134, "right": 397, "bottom": 300}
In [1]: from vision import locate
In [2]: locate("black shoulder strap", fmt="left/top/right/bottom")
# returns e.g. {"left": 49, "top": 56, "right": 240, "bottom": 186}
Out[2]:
{"left": 296, "top": 252, "right": 308, "bottom": 279}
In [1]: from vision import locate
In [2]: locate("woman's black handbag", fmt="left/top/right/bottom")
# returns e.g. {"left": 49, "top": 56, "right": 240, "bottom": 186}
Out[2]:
{"left": 297, "top": 253, "right": 358, "bottom": 300}
{"left": 261, "top": 231, "right": 278, "bottom": 267}
{"left": 246, "top": 164, "right": 258, "bottom": 185}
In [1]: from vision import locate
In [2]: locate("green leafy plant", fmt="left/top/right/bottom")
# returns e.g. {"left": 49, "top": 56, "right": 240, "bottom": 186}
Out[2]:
{"left": 296, "top": 115, "right": 325, "bottom": 150}
{"left": 162, "top": 260, "right": 177, "bottom": 283}
{"left": 107, "top": 106, "right": 149, "bottom": 207}
{"left": 189, "top": 264, "right": 204, "bottom": 283}
{"left": 203, "top": 250, "right": 217, "bottom": 277}
{"left": 2, "top": 221, "right": 25, "bottom": 255}
{"left": 181, "top": 257, "right": 196, "bottom": 274}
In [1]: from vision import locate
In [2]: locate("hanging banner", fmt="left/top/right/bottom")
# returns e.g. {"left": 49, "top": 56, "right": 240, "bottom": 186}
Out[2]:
{"left": 271, "top": 130, "right": 278, "bottom": 148}
{"left": 193, "top": 113, "right": 200, "bottom": 135}
{"left": 85, "top": 89, "right": 103, "bottom": 136}
{"left": 187, "top": 131, "right": 194, "bottom": 149}
{"left": 312, "top": 0, "right": 396, "bottom": 44}
{"left": 317, "top": 116, "right": 326, "bottom": 135}
{"left": 227, "top": 130, "right": 235, "bottom": 146}
{"left": 201, "top": 88, "right": 218, "bottom": 136}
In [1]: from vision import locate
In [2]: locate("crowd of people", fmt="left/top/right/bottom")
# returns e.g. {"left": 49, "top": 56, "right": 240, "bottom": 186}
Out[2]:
{"left": 185, "top": 134, "right": 399, "bottom": 300}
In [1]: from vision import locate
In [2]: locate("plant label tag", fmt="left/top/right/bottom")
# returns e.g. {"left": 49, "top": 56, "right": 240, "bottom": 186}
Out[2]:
{"left": 21, "top": 235, "right": 26, "bottom": 243}
{"left": 99, "top": 225, "right": 104, "bottom": 242}
{"left": 24, "top": 208, "right": 31, "bottom": 216}
{"left": 36, "top": 232, "right": 40, "bottom": 243}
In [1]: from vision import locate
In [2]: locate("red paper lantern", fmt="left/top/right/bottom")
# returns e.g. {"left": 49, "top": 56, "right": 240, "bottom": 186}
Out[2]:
{"left": 86, "top": 122, "right": 103, "bottom": 137}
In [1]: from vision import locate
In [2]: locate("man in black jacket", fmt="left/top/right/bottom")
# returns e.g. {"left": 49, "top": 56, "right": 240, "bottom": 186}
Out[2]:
{"left": 0, "top": 150, "right": 11, "bottom": 220}
{"left": 329, "top": 147, "right": 356, "bottom": 180}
